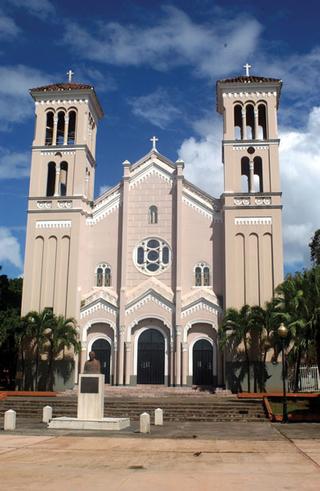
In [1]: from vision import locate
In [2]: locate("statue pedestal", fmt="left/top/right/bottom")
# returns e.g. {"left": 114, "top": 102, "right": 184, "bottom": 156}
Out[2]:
{"left": 77, "top": 374, "right": 104, "bottom": 420}
{"left": 48, "top": 373, "right": 130, "bottom": 431}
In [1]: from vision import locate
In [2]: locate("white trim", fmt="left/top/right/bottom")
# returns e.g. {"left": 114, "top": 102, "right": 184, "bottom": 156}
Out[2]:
{"left": 181, "top": 299, "right": 219, "bottom": 319}
{"left": 125, "top": 291, "right": 173, "bottom": 316}
{"left": 133, "top": 326, "right": 169, "bottom": 377}
{"left": 188, "top": 336, "right": 217, "bottom": 377}
{"left": 36, "top": 220, "right": 71, "bottom": 229}
{"left": 183, "top": 320, "right": 217, "bottom": 343}
{"left": 82, "top": 319, "right": 117, "bottom": 343}
{"left": 129, "top": 164, "right": 172, "bottom": 189}
{"left": 80, "top": 299, "right": 117, "bottom": 319}
{"left": 235, "top": 216, "right": 272, "bottom": 225}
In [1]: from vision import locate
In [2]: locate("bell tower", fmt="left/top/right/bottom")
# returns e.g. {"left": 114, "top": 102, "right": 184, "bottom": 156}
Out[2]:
{"left": 217, "top": 66, "right": 283, "bottom": 309}
{"left": 21, "top": 74, "right": 103, "bottom": 317}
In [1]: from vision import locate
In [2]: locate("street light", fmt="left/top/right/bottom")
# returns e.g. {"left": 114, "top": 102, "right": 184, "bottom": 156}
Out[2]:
{"left": 278, "top": 322, "right": 288, "bottom": 423}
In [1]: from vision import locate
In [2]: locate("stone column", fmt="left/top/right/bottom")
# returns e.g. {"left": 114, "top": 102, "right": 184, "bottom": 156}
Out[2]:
{"left": 54, "top": 164, "right": 60, "bottom": 196}
{"left": 112, "top": 338, "right": 118, "bottom": 386}
{"left": 174, "top": 160, "right": 184, "bottom": 386}
{"left": 170, "top": 337, "right": 174, "bottom": 386}
{"left": 241, "top": 107, "right": 246, "bottom": 140}
{"left": 254, "top": 108, "right": 259, "bottom": 140}
{"left": 125, "top": 341, "right": 131, "bottom": 385}
{"left": 118, "top": 326, "right": 125, "bottom": 386}
{"left": 182, "top": 342, "right": 189, "bottom": 386}
{"left": 52, "top": 115, "right": 58, "bottom": 145}
{"left": 118, "top": 160, "right": 130, "bottom": 385}
{"left": 64, "top": 115, "right": 69, "bottom": 145}
{"left": 249, "top": 159, "right": 255, "bottom": 193}
{"left": 175, "top": 327, "right": 182, "bottom": 386}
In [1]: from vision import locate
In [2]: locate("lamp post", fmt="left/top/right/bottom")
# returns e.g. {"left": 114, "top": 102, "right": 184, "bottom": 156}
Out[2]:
{"left": 278, "top": 322, "right": 288, "bottom": 423}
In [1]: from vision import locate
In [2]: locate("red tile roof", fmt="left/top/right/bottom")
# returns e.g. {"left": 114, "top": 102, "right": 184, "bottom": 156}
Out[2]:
{"left": 218, "top": 75, "right": 281, "bottom": 84}
{"left": 30, "top": 82, "right": 94, "bottom": 92}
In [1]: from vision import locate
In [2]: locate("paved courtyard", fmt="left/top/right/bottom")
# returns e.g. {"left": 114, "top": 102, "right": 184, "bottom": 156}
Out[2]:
{"left": 1, "top": 422, "right": 320, "bottom": 490}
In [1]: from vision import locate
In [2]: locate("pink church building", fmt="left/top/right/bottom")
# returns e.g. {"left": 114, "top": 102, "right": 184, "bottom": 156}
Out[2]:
{"left": 21, "top": 70, "right": 284, "bottom": 390}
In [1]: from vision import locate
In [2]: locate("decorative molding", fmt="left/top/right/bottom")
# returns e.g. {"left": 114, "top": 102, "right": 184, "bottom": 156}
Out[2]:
{"left": 234, "top": 198, "right": 250, "bottom": 206}
{"left": 129, "top": 165, "right": 172, "bottom": 189}
{"left": 255, "top": 197, "right": 271, "bottom": 206}
{"left": 182, "top": 195, "right": 212, "bottom": 220}
{"left": 223, "top": 91, "right": 277, "bottom": 99}
{"left": 87, "top": 195, "right": 120, "bottom": 225}
{"left": 36, "top": 220, "right": 71, "bottom": 229}
{"left": 181, "top": 300, "right": 218, "bottom": 319}
{"left": 235, "top": 216, "right": 272, "bottom": 225}
{"left": 125, "top": 293, "right": 173, "bottom": 316}
{"left": 80, "top": 299, "right": 117, "bottom": 319}
{"left": 57, "top": 200, "right": 73, "bottom": 209}
{"left": 40, "top": 150, "right": 75, "bottom": 156}
{"left": 232, "top": 145, "right": 268, "bottom": 151}
{"left": 37, "top": 200, "right": 52, "bottom": 209}
{"left": 36, "top": 99, "right": 89, "bottom": 106}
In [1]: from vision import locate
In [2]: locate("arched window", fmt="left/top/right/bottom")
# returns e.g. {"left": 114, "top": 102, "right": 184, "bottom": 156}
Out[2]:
{"left": 241, "top": 157, "right": 250, "bottom": 192}
{"left": 96, "top": 263, "right": 112, "bottom": 287}
{"left": 68, "top": 110, "right": 76, "bottom": 144}
{"left": 149, "top": 205, "right": 158, "bottom": 224}
{"left": 194, "top": 263, "right": 211, "bottom": 286}
{"left": 258, "top": 104, "right": 267, "bottom": 140}
{"left": 245, "top": 104, "right": 255, "bottom": 140}
{"left": 234, "top": 104, "right": 242, "bottom": 140}
{"left": 56, "top": 111, "right": 65, "bottom": 145}
{"left": 45, "top": 111, "right": 54, "bottom": 145}
{"left": 254, "top": 157, "right": 263, "bottom": 192}
{"left": 46, "top": 162, "right": 56, "bottom": 196}
{"left": 60, "top": 161, "right": 68, "bottom": 196}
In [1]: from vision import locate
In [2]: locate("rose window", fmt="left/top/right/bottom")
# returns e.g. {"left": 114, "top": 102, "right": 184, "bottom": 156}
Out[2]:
{"left": 134, "top": 238, "right": 171, "bottom": 274}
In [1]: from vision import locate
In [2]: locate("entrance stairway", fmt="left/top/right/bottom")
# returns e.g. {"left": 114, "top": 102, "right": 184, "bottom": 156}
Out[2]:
{"left": 0, "top": 392, "right": 267, "bottom": 423}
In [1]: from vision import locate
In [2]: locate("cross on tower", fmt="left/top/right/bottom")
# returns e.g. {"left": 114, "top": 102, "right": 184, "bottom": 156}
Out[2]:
{"left": 67, "top": 69, "right": 74, "bottom": 83}
{"left": 150, "top": 136, "right": 159, "bottom": 151}
{"left": 243, "top": 63, "right": 252, "bottom": 77}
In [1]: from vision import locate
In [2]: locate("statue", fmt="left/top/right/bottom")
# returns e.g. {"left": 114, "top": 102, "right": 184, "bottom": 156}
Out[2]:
{"left": 83, "top": 351, "right": 101, "bottom": 374}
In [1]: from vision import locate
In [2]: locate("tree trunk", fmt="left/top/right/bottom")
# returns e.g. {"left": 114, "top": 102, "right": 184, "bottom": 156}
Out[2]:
{"left": 244, "top": 338, "right": 251, "bottom": 393}
{"left": 294, "top": 347, "right": 302, "bottom": 392}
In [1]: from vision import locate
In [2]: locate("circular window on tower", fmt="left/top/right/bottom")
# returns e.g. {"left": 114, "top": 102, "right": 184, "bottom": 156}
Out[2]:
{"left": 133, "top": 238, "right": 171, "bottom": 275}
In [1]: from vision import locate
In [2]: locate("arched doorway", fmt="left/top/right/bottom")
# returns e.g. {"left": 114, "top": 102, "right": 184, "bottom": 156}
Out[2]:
{"left": 137, "top": 329, "right": 165, "bottom": 384}
{"left": 192, "top": 339, "right": 214, "bottom": 386}
{"left": 91, "top": 338, "right": 111, "bottom": 383}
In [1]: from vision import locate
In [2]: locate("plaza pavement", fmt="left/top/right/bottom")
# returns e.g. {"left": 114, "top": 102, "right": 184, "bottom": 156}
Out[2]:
{"left": 1, "top": 421, "right": 320, "bottom": 490}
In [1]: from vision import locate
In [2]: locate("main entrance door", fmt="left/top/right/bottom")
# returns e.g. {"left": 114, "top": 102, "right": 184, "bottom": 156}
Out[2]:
{"left": 192, "top": 339, "right": 214, "bottom": 386}
{"left": 91, "top": 338, "right": 111, "bottom": 383}
{"left": 137, "top": 329, "right": 165, "bottom": 384}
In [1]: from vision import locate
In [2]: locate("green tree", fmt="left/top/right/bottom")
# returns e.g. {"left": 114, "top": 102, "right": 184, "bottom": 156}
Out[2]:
{"left": 220, "top": 305, "right": 252, "bottom": 392}
{"left": 23, "top": 309, "right": 55, "bottom": 390}
{"left": 309, "top": 229, "right": 320, "bottom": 266}
{"left": 46, "top": 315, "right": 80, "bottom": 391}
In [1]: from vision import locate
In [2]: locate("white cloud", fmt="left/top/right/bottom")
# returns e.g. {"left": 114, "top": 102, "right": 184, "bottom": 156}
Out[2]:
{"left": 0, "top": 147, "right": 30, "bottom": 179}
{"left": 129, "top": 88, "right": 181, "bottom": 129}
{"left": 0, "top": 10, "right": 19, "bottom": 39}
{"left": 99, "top": 184, "right": 111, "bottom": 196}
{"left": 5, "top": 0, "right": 55, "bottom": 20}
{"left": 63, "top": 6, "right": 262, "bottom": 79}
{"left": 0, "top": 227, "right": 23, "bottom": 269}
{"left": 177, "top": 106, "right": 320, "bottom": 269}
{"left": 0, "top": 65, "right": 50, "bottom": 130}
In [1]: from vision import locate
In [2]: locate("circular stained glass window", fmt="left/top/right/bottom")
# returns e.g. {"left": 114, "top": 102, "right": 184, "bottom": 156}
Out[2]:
{"left": 134, "top": 238, "right": 171, "bottom": 275}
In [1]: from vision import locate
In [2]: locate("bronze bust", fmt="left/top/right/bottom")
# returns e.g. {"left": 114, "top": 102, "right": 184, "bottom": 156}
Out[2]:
{"left": 83, "top": 351, "right": 101, "bottom": 374}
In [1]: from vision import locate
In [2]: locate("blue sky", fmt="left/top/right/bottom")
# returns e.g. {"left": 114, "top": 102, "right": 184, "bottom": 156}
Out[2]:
{"left": 1, "top": 0, "right": 320, "bottom": 278}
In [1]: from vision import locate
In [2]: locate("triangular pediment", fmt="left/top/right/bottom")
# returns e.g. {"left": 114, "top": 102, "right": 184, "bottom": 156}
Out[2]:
{"left": 80, "top": 289, "right": 118, "bottom": 319}
{"left": 125, "top": 288, "right": 174, "bottom": 316}
{"left": 126, "top": 277, "right": 173, "bottom": 304}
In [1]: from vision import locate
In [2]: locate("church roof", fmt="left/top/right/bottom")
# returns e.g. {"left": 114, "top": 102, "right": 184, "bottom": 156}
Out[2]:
{"left": 30, "top": 82, "right": 94, "bottom": 92}
{"left": 218, "top": 75, "right": 281, "bottom": 84}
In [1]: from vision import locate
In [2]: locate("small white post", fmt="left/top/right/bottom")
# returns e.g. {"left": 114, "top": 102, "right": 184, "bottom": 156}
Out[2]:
{"left": 43, "top": 405, "right": 53, "bottom": 423}
{"left": 140, "top": 412, "right": 150, "bottom": 433}
{"left": 4, "top": 409, "right": 16, "bottom": 431}
{"left": 154, "top": 408, "right": 163, "bottom": 426}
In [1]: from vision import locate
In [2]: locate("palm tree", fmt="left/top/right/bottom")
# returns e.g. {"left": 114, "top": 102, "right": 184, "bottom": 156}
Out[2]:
{"left": 46, "top": 315, "right": 80, "bottom": 391}
{"left": 220, "top": 305, "right": 252, "bottom": 392}
{"left": 24, "top": 309, "right": 54, "bottom": 390}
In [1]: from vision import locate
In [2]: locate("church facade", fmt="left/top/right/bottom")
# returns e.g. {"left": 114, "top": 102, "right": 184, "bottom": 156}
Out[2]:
{"left": 21, "top": 72, "right": 284, "bottom": 390}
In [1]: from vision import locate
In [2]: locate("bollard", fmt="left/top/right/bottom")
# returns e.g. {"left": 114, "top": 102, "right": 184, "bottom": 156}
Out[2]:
{"left": 154, "top": 408, "right": 163, "bottom": 426}
{"left": 4, "top": 409, "right": 16, "bottom": 431}
{"left": 140, "top": 412, "right": 150, "bottom": 433}
{"left": 43, "top": 405, "right": 53, "bottom": 423}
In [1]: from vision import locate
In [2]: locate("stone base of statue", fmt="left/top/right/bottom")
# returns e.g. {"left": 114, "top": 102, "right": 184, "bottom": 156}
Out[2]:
{"left": 48, "top": 374, "right": 130, "bottom": 431}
